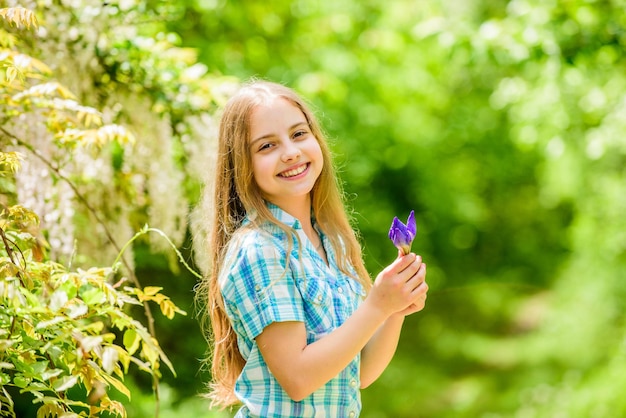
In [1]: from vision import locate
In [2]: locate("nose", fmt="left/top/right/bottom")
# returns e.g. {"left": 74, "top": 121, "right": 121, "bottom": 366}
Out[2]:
{"left": 281, "top": 141, "right": 301, "bottom": 162}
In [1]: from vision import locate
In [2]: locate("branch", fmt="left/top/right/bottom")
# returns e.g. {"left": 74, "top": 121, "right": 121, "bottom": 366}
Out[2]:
{"left": 2, "top": 125, "right": 164, "bottom": 413}
{"left": 0, "top": 126, "right": 157, "bottom": 335}
{"left": 0, "top": 226, "right": 25, "bottom": 287}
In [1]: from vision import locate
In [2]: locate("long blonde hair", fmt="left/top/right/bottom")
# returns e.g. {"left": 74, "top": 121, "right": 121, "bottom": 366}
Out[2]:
{"left": 196, "top": 80, "right": 371, "bottom": 408}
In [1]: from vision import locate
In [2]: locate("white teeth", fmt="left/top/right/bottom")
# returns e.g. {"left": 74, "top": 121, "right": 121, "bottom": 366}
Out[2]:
{"left": 280, "top": 164, "right": 307, "bottom": 178}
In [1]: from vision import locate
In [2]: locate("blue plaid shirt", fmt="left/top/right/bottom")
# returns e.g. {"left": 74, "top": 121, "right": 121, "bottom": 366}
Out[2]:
{"left": 219, "top": 203, "right": 367, "bottom": 417}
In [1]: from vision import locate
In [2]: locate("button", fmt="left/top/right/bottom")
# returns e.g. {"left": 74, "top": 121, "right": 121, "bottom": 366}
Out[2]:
{"left": 337, "top": 287, "right": 343, "bottom": 294}
{"left": 349, "top": 379, "right": 357, "bottom": 388}
{"left": 254, "top": 285, "right": 261, "bottom": 292}
{"left": 349, "top": 412, "right": 356, "bottom": 418}
{"left": 317, "top": 295, "right": 323, "bottom": 302}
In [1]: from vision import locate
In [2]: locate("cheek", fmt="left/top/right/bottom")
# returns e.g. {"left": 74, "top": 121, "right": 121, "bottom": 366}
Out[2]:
{"left": 251, "top": 155, "right": 272, "bottom": 184}
{"left": 310, "top": 142, "right": 324, "bottom": 169}
{"left": 251, "top": 157, "right": 262, "bottom": 180}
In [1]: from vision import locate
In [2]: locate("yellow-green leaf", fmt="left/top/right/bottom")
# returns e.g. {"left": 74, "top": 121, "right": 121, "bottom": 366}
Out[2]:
{"left": 37, "top": 404, "right": 65, "bottom": 418}
{"left": 52, "top": 375, "right": 78, "bottom": 392}
{"left": 100, "top": 372, "right": 131, "bottom": 400}
{"left": 142, "top": 286, "right": 162, "bottom": 297}
{"left": 122, "top": 329, "right": 140, "bottom": 356}
{"left": 102, "top": 346, "right": 119, "bottom": 375}
{"left": 100, "top": 398, "right": 127, "bottom": 418}
{"left": 0, "top": 7, "right": 39, "bottom": 29}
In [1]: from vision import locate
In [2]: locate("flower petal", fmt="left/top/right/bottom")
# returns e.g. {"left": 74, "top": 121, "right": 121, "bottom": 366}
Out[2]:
{"left": 388, "top": 217, "right": 401, "bottom": 240}
{"left": 406, "top": 210, "right": 417, "bottom": 238}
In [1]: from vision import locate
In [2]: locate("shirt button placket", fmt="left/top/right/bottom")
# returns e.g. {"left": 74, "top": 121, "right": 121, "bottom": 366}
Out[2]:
{"left": 347, "top": 380, "right": 358, "bottom": 418}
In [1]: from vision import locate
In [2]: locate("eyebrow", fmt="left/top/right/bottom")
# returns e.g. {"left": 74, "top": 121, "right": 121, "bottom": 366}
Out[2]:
{"left": 250, "top": 121, "right": 309, "bottom": 147}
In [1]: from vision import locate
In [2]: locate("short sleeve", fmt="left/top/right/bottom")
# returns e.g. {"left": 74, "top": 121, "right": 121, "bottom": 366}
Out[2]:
{"left": 220, "top": 233, "right": 305, "bottom": 341}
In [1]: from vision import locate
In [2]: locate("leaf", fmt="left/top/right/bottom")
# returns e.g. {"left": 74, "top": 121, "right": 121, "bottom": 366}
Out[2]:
{"left": 115, "top": 348, "right": 130, "bottom": 375}
{"left": 142, "top": 286, "right": 162, "bottom": 297}
{"left": 58, "top": 412, "right": 81, "bottom": 418}
{"left": 35, "top": 316, "right": 66, "bottom": 330}
{"left": 40, "top": 368, "right": 63, "bottom": 381}
{"left": 37, "top": 404, "right": 65, "bottom": 418}
{"left": 78, "top": 336, "right": 103, "bottom": 353}
{"left": 0, "top": 261, "right": 20, "bottom": 279}
{"left": 13, "top": 375, "right": 30, "bottom": 388}
{"left": 65, "top": 300, "right": 88, "bottom": 319}
{"left": 48, "top": 289, "right": 68, "bottom": 311}
{"left": 21, "top": 382, "right": 48, "bottom": 392}
{"left": 0, "top": 151, "right": 23, "bottom": 174}
{"left": 0, "top": 373, "right": 10, "bottom": 385}
{"left": 0, "top": 362, "right": 14, "bottom": 370}
{"left": 101, "top": 347, "right": 118, "bottom": 375}
{"left": 0, "top": 386, "right": 15, "bottom": 416}
{"left": 141, "top": 340, "right": 159, "bottom": 368}
{"left": 80, "top": 287, "right": 105, "bottom": 305}
{"left": 18, "top": 81, "right": 75, "bottom": 99}
{"left": 99, "top": 399, "right": 127, "bottom": 418}
{"left": 5, "top": 65, "right": 20, "bottom": 83}
{"left": 29, "top": 362, "right": 48, "bottom": 377}
{"left": 129, "top": 319, "right": 175, "bottom": 375}
{"left": 159, "top": 299, "right": 186, "bottom": 320}
{"left": 52, "top": 375, "right": 78, "bottom": 392}
{"left": 99, "top": 372, "right": 131, "bottom": 400}
{"left": 0, "top": 7, "right": 39, "bottom": 29}
{"left": 122, "top": 329, "right": 140, "bottom": 356}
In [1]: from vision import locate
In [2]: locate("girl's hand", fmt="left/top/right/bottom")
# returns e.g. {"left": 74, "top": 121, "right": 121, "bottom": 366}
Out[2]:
{"left": 368, "top": 252, "right": 428, "bottom": 318}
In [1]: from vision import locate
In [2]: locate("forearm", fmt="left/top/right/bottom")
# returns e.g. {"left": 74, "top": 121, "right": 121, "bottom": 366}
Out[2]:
{"left": 257, "top": 297, "right": 390, "bottom": 401}
{"left": 360, "top": 313, "right": 405, "bottom": 388}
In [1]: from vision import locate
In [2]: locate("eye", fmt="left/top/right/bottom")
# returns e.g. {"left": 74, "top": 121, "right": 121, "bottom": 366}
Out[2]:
{"left": 293, "top": 129, "right": 309, "bottom": 140}
{"left": 258, "top": 142, "right": 274, "bottom": 151}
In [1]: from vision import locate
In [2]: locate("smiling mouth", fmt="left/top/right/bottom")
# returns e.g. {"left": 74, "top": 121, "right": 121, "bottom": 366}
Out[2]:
{"left": 278, "top": 163, "right": 309, "bottom": 178}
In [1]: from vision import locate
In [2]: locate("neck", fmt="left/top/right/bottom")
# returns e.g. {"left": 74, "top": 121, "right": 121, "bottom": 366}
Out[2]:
{"left": 270, "top": 196, "right": 326, "bottom": 263}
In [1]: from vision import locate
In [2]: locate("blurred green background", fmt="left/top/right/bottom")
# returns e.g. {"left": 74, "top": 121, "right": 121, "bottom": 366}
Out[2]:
{"left": 8, "top": 0, "right": 626, "bottom": 416}
{"left": 156, "top": 1, "right": 626, "bottom": 416}
{"left": 138, "top": 0, "right": 626, "bottom": 416}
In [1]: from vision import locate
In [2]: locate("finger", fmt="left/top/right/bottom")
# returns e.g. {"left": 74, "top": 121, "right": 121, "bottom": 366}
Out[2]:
{"left": 411, "top": 281, "right": 428, "bottom": 299}
{"left": 396, "top": 254, "right": 422, "bottom": 275}
{"left": 402, "top": 261, "right": 426, "bottom": 289}
{"left": 407, "top": 263, "right": 426, "bottom": 289}
{"left": 406, "top": 264, "right": 428, "bottom": 294}
{"left": 403, "top": 289, "right": 428, "bottom": 315}
{"left": 412, "top": 262, "right": 427, "bottom": 286}
{"left": 399, "top": 299, "right": 426, "bottom": 316}
{"left": 389, "top": 253, "right": 418, "bottom": 274}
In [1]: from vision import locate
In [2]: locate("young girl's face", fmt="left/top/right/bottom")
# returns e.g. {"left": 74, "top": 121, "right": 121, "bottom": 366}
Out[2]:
{"left": 249, "top": 97, "right": 323, "bottom": 208}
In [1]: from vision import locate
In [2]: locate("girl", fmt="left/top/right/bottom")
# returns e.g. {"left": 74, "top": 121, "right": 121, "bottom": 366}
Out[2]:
{"left": 197, "top": 80, "right": 428, "bottom": 417}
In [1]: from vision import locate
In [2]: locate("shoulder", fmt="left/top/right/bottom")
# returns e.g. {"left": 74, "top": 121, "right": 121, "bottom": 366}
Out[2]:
{"left": 226, "top": 225, "right": 287, "bottom": 261}
{"left": 218, "top": 226, "right": 290, "bottom": 291}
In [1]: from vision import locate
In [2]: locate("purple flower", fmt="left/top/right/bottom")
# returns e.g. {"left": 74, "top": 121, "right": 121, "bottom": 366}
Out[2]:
{"left": 388, "top": 210, "right": 417, "bottom": 255}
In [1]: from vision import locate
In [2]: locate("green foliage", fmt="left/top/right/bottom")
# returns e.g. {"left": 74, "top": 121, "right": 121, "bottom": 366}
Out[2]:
{"left": 0, "top": 196, "right": 188, "bottom": 417}
{"left": 0, "top": 2, "right": 227, "bottom": 417}
{"left": 1, "top": 0, "right": 234, "bottom": 269}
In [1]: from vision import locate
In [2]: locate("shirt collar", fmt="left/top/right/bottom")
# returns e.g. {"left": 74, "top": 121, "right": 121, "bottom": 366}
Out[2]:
{"left": 244, "top": 201, "right": 303, "bottom": 231}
